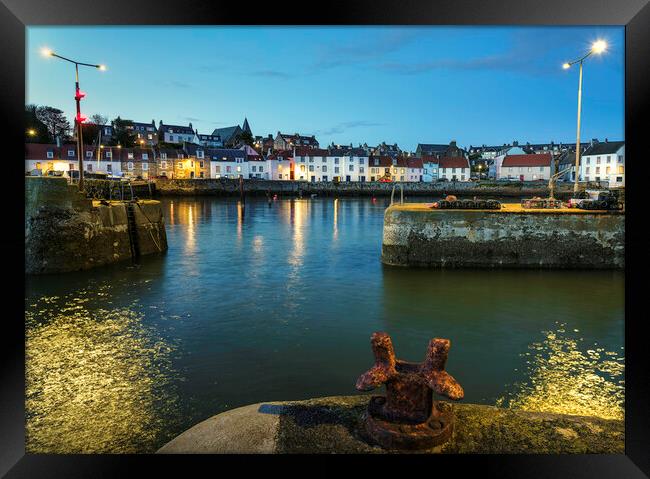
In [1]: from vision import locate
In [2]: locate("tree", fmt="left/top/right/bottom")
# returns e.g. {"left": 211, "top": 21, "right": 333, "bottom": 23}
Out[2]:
{"left": 108, "top": 116, "right": 136, "bottom": 148}
{"left": 81, "top": 114, "right": 110, "bottom": 146}
{"left": 25, "top": 104, "right": 51, "bottom": 143}
{"left": 35, "top": 106, "right": 71, "bottom": 142}
{"left": 236, "top": 130, "right": 254, "bottom": 147}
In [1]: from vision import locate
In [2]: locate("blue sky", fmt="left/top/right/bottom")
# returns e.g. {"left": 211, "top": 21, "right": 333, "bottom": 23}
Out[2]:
{"left": 27, "top": 26, "right": 623, "bottom": 151}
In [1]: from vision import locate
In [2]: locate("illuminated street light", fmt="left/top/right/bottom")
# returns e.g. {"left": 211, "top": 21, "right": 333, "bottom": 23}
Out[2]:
{"left": 562, "top": 40, "right": 608, "bottom": 194}
{"left": 27, "top": 129, "right": 37, "bottom": 136}
{"left": 42, "top": 48, "right": 107, "bottom": 191}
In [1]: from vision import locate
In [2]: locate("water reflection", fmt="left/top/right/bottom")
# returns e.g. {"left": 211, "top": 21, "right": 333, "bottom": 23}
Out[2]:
{"left": 25, "top": 288, "right": 178, "bottom": 453}
{"left": 496, "top": 325, "right": 624, "bottom": 420}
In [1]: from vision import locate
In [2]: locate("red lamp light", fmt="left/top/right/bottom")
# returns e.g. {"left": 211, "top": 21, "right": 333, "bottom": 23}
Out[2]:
{"left": 75, "top": 90, "right": 86, "bottom": 101}
{"left": 76, "top": 113, "right": 88, "bottom": 123}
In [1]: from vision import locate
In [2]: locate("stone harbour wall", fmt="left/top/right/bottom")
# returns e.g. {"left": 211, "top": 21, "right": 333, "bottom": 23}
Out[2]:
{"left": 153, "top": 178, "right": 592, "bottom": 198}
{"left": 382, "top": 204, "right": 624, "bottom": 269}
{"left": 157, "top": 395, "right": 624, "bottom": 454}
{"left": 25, "top": 177, "right": 167, "bottom": 274}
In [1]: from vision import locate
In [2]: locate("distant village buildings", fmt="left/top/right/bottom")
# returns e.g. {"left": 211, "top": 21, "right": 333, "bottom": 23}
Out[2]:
{"left": 24, "top": 113, "right": 625, "bottom": 187}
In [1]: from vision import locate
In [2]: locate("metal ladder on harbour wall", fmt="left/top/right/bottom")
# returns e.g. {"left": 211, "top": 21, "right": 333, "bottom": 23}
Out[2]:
{"left": 390, "top": 183, "right": 404, "bottom": 205}
{"left": 126, "top": 201, "right": 141, "bottom": 262}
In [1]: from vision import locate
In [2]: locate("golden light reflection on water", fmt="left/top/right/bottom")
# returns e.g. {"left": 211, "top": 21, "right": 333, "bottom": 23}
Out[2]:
{"left": 288, "top": 200, "right": 305, "bottom": 268}
{"left": 496, "top": 324, "right": 624, "bottom": 420}
{"left": 26, "top": 289, "right": 178, "bottom": 453}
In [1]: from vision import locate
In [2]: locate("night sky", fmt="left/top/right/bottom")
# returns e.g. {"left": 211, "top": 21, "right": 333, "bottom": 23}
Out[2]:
{"left": 27, "top": 26, "right": 624, "bottom": 150}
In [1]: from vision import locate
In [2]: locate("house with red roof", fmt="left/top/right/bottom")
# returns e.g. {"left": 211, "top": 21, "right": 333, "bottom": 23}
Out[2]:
{"left": 438, "top": 157, "right": 471, "bottom": 181}
{"left": 266, "top": 150, "right": 294, "bottom": 180}
{"left": 498, "top": 153, "right": 553, "bottom": 181}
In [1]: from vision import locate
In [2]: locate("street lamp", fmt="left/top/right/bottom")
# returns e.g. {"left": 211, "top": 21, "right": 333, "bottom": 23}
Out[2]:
{"left": 562, "top": 39, "right": 607, "bottom": 193}
{"left": 41, "top": 47, "right": 106, "bottom": 191}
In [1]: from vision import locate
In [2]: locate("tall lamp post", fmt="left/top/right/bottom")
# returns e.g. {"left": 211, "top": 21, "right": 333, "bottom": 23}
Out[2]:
{"left": 562, "top": 40, "right": 607, "bottom": 194}
{"left": 41, "top": 48, "right": 106, "bottom": 191}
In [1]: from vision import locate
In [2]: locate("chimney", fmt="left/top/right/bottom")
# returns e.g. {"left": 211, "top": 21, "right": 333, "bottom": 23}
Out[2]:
{"left": 513, "top": 140, "right": 519, "bottom": 146}
{"left": 605, "top": 138, "right": 608, "bottom": 143}
{"left": 189, "top": 122, "right": 193, "bottom": 129}
{"left": 450, "top": 140, "right": 457, "bottom": 147}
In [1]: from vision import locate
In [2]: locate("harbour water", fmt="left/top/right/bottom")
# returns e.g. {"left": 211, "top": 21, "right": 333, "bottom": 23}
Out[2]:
{"left": 25, "top": 196, "right": 624, "bottom": 453}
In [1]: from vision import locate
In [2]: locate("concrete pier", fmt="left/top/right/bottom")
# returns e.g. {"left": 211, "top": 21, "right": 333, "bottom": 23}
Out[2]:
{"left": 25, "top": 177, "right": 168, "bottom": 274}
{"left": 382, "top": 203, "right": 624, "bottom": 269}
{"left": 157, "top": 395, "right": 624, "bottom": 454}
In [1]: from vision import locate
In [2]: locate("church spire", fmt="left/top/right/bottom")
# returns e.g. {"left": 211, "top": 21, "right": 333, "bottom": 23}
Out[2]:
{"left": 242, "top": 117, "right": 252, "bottom": 135}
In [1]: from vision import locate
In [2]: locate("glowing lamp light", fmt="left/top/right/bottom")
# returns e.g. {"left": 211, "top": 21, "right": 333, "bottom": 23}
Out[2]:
{"left": 40, "top": 47, "right": 53, "bottom": 57}
{"left": 562, "top": 63, "right": 571, "bottom": 70}
{"left": 75, "top": 90, "right": 87, "bottom": 100}
{"left": 591, "top": 40, "right": 607, "bottom": 54}
{"left": 98, "top": 64, "right": 107, "bottom": 71}
{"left": 76, "top": 114, "right": 88, "bottom": 124}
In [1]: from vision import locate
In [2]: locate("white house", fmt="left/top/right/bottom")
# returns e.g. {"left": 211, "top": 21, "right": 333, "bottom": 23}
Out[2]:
{"left": 325, "top": 148, "right": 369, "bottom": 182}
{"left": 438, "top": 157, "right": 471, "bottom": 181}
{"left": 489, "top": 145, "right": 527, "bottom": 179}
{"left": 209, "top": 148, "right": 247, "bottom": 179}
{"left": 579, "top": 140, "right": 625, "bottom": 187}
{"left": 498, "top": 153, "right": 552, "bottom": 181}
{"left": 267, "top": 150, "right": 293, "bottom": 180}
{"left": 158, "top": 121, "right": 199, "bottom": 145}
{"left": 25, "top": 144, "right": 122, "bottom": 177}
{"left": 292, "top": 148, "right": 331, "bottom": 182}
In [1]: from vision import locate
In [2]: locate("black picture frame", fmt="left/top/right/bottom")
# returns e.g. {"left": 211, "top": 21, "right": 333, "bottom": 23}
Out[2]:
{"left": 3, "top": 0, "right": 648, "bottom": 476}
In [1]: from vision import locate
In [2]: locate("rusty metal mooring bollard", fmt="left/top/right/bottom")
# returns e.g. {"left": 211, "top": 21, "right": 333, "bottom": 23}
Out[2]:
{"left": 356, "top": 332, "right": 464, "bottom": 450}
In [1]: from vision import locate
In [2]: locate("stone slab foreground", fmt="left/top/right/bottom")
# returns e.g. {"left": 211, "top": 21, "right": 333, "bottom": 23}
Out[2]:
{"left": 157, "top": 395, "right": 624, "bottom": 454}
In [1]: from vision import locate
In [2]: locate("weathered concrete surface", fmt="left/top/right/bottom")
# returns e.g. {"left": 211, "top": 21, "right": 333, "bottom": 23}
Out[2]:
{"left": 153, "top": 178, "right": 601, "bottom": 198}
{"left": 25, "top": 177, "right": 167, "bottom": 274}
{"left": 382, "top": 203, "right": 624, "bottom": 269}
{"left": 157, "top": 395, "right": 624, "bottom": 454}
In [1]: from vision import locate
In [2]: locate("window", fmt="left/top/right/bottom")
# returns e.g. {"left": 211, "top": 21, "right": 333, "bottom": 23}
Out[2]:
{"left": 128, "top": 152, "right": 134, "bottom": 159}
{"left": 107, "top": 164, "right": 112, "bottom": 172}
{"left": 46, "top": 151, "right": 54, "bottom": 159}
{"left": 214, "top": 165, "right": 220, "bottom": 173}
{"left": 359, "top": 158, "right": 364, "bottom": 164}
{"left": 586, "top": 167, "right": 590, "bottom": 174}
{"left": 161, "top": 161, "right": 167, "bottom": 169}
{"left": 68, "top": 163, "right": 74, "bottom": 170}
{"left": 596, "top": 167, "right": 600, "bottom": 174}
{"left": 617, "top": 165, "right": 624, "bottom": 174}
{"left": 169, "top": 135, "right": 174, "bottom": 142}
{"left": 322, "top": 165, "right": 328, "bottom": 172}
{"left": 278, "top": 174, "right": 282, "bottom": 179}
{"left": 606, "top": 166, "right": 611, "bottom": 174}
{"left": 147, "top": 134, "right": 153, "bottom": 140}
{"left": 259, "top": 166, "right": 263, "bottom": 172}
{"left": 252, "top": 165, "right": 257, "bottom": 172}
{"left": 127, "top": 162, "right": 134, "bottom": 171}
{"left": 321, "top": 157, "right": 326, "bottom": 163}
{"left": 86, "top": 151, "right": 93, "bottom": 158}
{"left": 161, "top": 153, "right": 167, "bottom": 160}
{"left": 236, "top": 166, "right": 241, "bottom": 172}
{"left": 226, "top": 166, "right": 232, "bottom": 173}
{"left": 618, "top": 155, "right": 623, "bottom": 163}
{"left": 68, "top": 150, "right": 75, "bottom": 157}
{"left": 596, "top": 156, "right": 601, "bottom": 164}
{"left": 197, "top": 150, "right": 204, "bottom": 159}
{"left": 142, "top": 163, "right": 148, "bottom": 171}
{"left": 105, "top": 151, "right": 112, "bottom": 159}
{"left": 309, "top": 157, "right": 314, "bottom": 163}
{"left": 334, "top": 166, "right": 339, "bottom": 173}
{"left": 616, "top": 176, "right": 623, "bottom": 182}
{"left": 178, "top": 162, "right": 183, "bottom": 169}
{"left": 452, "top": 167, "right": 456, "bottom": 173}
{"left": 334, "top": 158, "right": 339, "bottom": 164}
{"left": 87, "top": 164, "right": 92, "bottom": 171}
{"left": 349, "top": 164, "right": 354, "bottom": 171}
{"left": 142, "top": 153, "right": 148, "bottom": 160}
{"left": 586, "top": 158, "right": 590, "bottom": 165}
{"left": 539, "top": 166, "right": 543, "bottom": 171}
{"left": 309, "top": 165, "right": 314, "bottom": 172}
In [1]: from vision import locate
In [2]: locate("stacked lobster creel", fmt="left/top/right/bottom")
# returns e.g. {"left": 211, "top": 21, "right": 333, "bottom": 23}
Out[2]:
{"left": 431, "top": 195, "right": 501, "bottom": 210}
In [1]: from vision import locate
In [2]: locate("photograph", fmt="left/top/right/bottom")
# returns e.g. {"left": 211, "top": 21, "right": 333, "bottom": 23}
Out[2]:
{"left": 3, "top": 0, "right": 648, "bottom": 474}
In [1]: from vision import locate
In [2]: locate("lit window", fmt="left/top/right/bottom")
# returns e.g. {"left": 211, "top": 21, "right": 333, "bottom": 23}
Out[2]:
{"left": 142, "top": 163, "right": 148, "bottom": 170}
{"left": 128, "top": 152, "right": 134, "bottom": 159}
{"left": 46, "top": 151, "right": 53, "bottom": 159}
{"left": 86, "top": 151, "right": 93, "bottom": 158}
{"left": 68, "top": 150, "right": 75, "bottom": 157}
{"left": 142, "top": 153, "right": 148, "bottom": 160}
{"left": 105, "top": 151, "right": 112, "bottom": 159}
{"left": 127, "top": 162, "right": 134, "bottom": 171}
